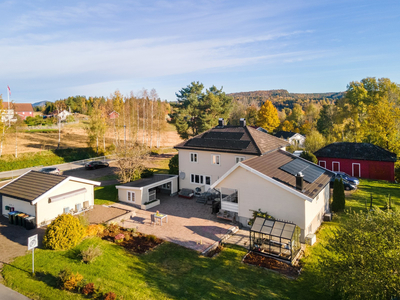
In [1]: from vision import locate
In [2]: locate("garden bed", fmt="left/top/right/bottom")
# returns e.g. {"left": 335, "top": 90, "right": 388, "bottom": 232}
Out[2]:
{"left": 100, "top": 225, "right": 163, "bottom": 254}
{"left": 243, "top": 252, "right": 301, "bottom": 278}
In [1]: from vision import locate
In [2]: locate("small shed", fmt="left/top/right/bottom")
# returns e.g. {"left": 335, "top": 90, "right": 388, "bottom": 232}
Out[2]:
{"left": 116, "top": 174, "right": 178, "bottom": 210}
{"left": 109, "top": 111, "right": 119, "bottom": 120}
{"left": 0, "top": 171, "right": 100, "bottom": 228}
{"left": 314, "top": 142, "right": 397, "bottom": 182}
{"left": 250, "top": 217, "right": 301, "bottom": 264}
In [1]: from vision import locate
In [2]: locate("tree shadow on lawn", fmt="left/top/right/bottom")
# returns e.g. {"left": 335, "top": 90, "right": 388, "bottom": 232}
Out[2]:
{"left": 128, "top": 242, "right": 326, "bottom": 300}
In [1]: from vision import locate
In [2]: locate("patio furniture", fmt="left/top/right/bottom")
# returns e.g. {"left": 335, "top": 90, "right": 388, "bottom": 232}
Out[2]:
{"left": 153, "top": 213, "right": 168, "bottom": 225}
{"left": 178, "top": 188, "right": 194, "bottom": 199}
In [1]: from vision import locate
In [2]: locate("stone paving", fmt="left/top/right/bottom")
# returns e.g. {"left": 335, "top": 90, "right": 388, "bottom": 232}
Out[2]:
{"left": 111, "top": 194, "right": 238, "bottom": 253}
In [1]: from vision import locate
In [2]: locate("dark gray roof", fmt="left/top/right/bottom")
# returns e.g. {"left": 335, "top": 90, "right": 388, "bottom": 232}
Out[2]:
{"left": 242, "top": 150, "right": 334, "bottom": 199}
{"left": 0, "top": 171, "right": 68, "bottom": 202}
{"left": 314, "top": 142, "right": 397, "bottom": 162}
{"left": 118, "top": 175, "right": 176, "bottom": 188}
{"left": 274, "top": 131, "right": 302, "bottom": 139}
{"left": 175, "top": 125, "right": 289, "bottom": 155}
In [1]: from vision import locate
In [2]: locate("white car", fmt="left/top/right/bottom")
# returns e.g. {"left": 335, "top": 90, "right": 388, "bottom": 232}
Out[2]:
{"left": 39, "top": 167, "right": 60, "bottom": 175}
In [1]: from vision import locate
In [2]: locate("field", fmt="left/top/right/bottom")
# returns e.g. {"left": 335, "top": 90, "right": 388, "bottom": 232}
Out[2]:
{"left": 1, "top": 121, "right": 182, "bottom": 156}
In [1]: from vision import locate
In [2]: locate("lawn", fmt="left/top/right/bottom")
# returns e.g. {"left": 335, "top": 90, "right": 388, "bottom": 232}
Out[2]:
{"left": 94, "top": 185, "right": 118, "bottom": 205}
{"left": 2, "top": 238, "right": 325, "bottom": 300}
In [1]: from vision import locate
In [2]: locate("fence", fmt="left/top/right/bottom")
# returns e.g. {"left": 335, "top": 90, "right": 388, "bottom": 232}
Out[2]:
{"left": 0, "top": 155, "right": 116, "bottom": 180}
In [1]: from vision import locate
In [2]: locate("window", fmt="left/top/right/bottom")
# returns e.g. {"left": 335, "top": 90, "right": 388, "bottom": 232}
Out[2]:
{"left": 332, "top": 161, "right": 340, "bottom": 172}
{"left": 127, "top": 191, "right": 135, "bottom": 202}
{"left": 190, "top": 153, "right": 198, "bottom": 163}
{"left": 205, "top": 176, "right": 211, "bottom": 185}
{"left": 191, "top": 174, "right": 204, "bottom": 184}
{"left": 235, "top": 156, "right": 245, "bottom": 163}
{"left": 63, "top": 207, "right": 70, "bottom": 214}
{"left": 212, "top": 155, "right": 220, "bottom": 165}
{"left": 162, "top": 183, "right": 171, "bottom": 189}
{"left": 319, "top": 161, "right": 326, "bottom": 168}
{"left": 75, "top": 203, "right": 82, "bottom": 212}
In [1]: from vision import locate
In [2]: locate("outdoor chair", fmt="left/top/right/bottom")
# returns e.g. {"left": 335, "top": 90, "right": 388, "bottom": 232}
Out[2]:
{"left": 178, "top": 188, "right": 194, "bottom": 199}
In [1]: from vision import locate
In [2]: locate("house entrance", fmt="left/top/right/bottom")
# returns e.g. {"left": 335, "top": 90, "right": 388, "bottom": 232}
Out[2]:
{"left": 352, "top": 163, "right": 361, "bottom": 177}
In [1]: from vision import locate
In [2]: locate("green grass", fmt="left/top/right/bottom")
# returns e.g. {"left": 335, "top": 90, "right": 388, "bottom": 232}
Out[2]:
{"left": 94, "top": 185, "right": 118, "bottom": 205}
{"left": 345, "top": 179, "right": 400, "bottom": 212}
{"left": 2, "top": 238, "right": 325, "bottom": 300}
{"left": 24, "top": 129, "right": 59, "bottom": 133}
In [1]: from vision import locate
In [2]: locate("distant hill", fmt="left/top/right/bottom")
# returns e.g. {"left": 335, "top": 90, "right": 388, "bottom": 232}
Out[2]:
{"left": 32, "top": 101, "right": 51, "bottom": 107}
{"left": 227, "top": 89, "right": 346, "bottom": 110}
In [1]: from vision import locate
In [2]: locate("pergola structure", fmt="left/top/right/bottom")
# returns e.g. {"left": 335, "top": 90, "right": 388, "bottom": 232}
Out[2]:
{"left": 249, "top": 217, "right": 301, "bottom": 264}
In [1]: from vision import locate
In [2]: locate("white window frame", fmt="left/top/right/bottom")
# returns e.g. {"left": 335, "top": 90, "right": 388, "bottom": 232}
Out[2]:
{"left": 352, "top": 163, "right": 361, "bottom": 177}
{"left": 127, "top": 191, "right": 135, "bottom": 203}
{"left": 319, "top": 161, "right": 326, "bottom": 168}
{"left": 235, "top": 156, "right": 245, "bottom": 164}
{"left": 332, "top": 161, "right": 340, "bottom": 172}
{"left": 190, "top": 174, "right": 204, "bottom": 184}
{"left": 190, "top": 152, "right": 198, "bottom": 163}
{"left": 63, "top": 207, "right": 70, "bottom": 214}
{"left": 211, "top": 154, "right": 220, "bottom": 165}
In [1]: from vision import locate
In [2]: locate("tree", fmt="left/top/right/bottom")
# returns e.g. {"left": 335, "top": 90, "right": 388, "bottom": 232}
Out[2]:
{"left": 87, "top": 98, "right": 107, "bottom": 154}
{"left": 317, "top": 104, "right": 335, "bottom": 135}
{"left": 304, "top": 129, "right": 326, "bottom": 153}
{"left": 320, "top": 208, "right": 400, "bottom": 299}
{"left": 245, "top": 104, "right": 258, "bottom": 126}
{"left": 331, "top": 179, "right": 345, "bottom": 212}
{"left": 228, "top": 100, "right": 246, "bottom": 125}
{"left": 256, "top": 100, "right": 280, "bottom": 132}
{"left": 287, "top": 103, "right": 304, "bottom": 128}
{"left": 299, "top": 151, "right": 318, "bottom": 164}
{"left": 115, "top": 145, "right": 149, "bottom": 183}
{"left": 168, "top": 154, "right": 179, "bottom": 175}
{"left": 175, "top": 82, "right": 232, "bottom": 139}
{"left": 279, "top": 120, "right": 294, "bottom": 132}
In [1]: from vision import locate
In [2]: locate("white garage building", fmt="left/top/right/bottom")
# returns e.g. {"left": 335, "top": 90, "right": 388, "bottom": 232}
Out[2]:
{"left": 0, "top": 171, "right": 100, "bottom": 227}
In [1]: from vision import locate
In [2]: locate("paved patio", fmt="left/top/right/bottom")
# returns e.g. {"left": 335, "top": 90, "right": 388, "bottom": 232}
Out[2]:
{"left": 111, "top": 194, "right": 238, "bottom": 252}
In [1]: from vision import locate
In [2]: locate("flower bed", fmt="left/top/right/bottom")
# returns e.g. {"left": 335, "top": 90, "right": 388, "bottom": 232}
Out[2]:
{"left": 141, "top": 199, "right": 160, "bottom": 210}
{"left": 100, "top": 224, "right": 163, "bottom": 254}
{"left": 243, "top": 252, "right": 301, "bottom": 278}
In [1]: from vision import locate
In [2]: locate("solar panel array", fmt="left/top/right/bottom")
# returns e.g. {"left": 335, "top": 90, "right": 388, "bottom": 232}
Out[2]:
{"left": 204, "top": 132, "right": 244, "bottom": 140}
{"left": 279, "top": 158, "right": 324, "bottom": 183}
{"left": 185, "top": 138, "right": 250, "bottom": 150}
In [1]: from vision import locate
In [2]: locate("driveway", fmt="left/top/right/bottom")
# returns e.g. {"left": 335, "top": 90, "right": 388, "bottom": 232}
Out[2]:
{"left": 112, "top": 194, "right": 238, "bottom": 253}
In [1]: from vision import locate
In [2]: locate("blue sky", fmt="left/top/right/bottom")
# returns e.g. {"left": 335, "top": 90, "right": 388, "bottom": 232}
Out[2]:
{"left": 1, "top": 0, "right": 399, "bottom": 103}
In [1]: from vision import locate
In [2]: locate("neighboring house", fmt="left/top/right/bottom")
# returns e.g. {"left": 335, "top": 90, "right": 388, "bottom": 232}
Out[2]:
{"left": 109, "top": 111, "right": 119, "bottom": 119}
{"left": 0, "top": 171, "right": 100, "bottom": 227}
{"left": 1, "top": 102, "right": 34, "bottom": 121}
{"left": 314, "top": 142, "right": 397, "bottom": 182}
{"left": 116, "top": 174, "right": 178, "bottom": 210}
{"left": 174, "top": 118, "right": 289, "bottom": 191}
{"left": 211, "top": 150, "right": 334, "bottom": 241}
{"left": 57, "top": 110, "right": 72, "bottom": 121}
{"left": 274, "top": 131, "right": 305, "bottom": 148}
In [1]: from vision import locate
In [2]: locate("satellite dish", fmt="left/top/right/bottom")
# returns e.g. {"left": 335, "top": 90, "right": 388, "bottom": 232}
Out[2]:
{"left": 179, "top": 172, "right": 186, "bottom": 180}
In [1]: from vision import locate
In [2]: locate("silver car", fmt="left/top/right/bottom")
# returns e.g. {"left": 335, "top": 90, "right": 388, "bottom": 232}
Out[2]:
{"left": 39, "top": 167, "right": 60, "bottom": 175}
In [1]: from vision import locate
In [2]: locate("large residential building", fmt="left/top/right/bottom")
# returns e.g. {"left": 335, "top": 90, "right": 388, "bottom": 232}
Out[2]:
{"left": 1, "top": 102, "right": 34, "bottom": 121}
{"left": 174, "top": 118, "right": 289, "bottom": 191}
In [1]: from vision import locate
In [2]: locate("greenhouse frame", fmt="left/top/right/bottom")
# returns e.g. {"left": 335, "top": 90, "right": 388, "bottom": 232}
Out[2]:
{"left": 249, "top": 217, "right": 301, "bottom": 264}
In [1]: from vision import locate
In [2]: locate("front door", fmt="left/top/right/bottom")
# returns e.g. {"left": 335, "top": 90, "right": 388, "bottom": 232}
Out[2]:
{"left": 332, "top": 162, "right": 340, "bottom": 172}
{"left": 352, "top": 163, "right": 360, "bottom": 177}
{"left": 205, "top": 176, "right": 211, "bottom": 191}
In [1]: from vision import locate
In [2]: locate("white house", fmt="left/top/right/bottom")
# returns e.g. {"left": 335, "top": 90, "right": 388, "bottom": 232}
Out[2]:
{"left": 116, "top": 174, "right": 178, "bottom": 210}
{"left": 174, "top": 118, "right": 289, "bottom": 192}
{"left": 57, "top": 110, "right": 72, "bottom": 121}
{"left": 0, "top": 171, "right": 100, "bottom": 227}
{"left": 211, "top": 150, "right": 334, "bottom": 241}
{"left": 274, "top": 131, "right": 306, "bottom": 148}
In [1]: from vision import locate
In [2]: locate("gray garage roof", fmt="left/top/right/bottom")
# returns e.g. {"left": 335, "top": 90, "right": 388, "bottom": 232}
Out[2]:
{"left": 0, "top": 171, "right": 68, "bottom": 202}
{"left": 118, "top": 174, "right": 177, "bottom": 188}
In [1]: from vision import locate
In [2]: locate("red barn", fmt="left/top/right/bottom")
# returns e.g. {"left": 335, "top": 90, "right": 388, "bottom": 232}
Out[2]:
{"left": 2, "top": 102, "right": 34, "bottom": 120}
{"left": 314, "top": 142, "right": 397, "bottom": 182}
{"left": 109, "top": 111, "right": 119, "bottom": 120}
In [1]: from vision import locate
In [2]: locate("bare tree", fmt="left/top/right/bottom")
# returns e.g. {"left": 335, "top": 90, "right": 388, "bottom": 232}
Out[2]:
{"left": 115, "top": 145, "right": 149, "bottom": 183}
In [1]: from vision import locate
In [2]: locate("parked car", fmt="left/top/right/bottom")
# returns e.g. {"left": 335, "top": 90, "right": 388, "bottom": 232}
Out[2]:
{"left": 85, "top": 161, "right": 109, "bottom": 170}
{"left": 329, "top": 175, "right": 357, "bottom": 190}
{"left": 39, "top": 167, "right": 60, "bottom": 175}
{"left": 335, "top": 171, "right": 360, "bottom": 186}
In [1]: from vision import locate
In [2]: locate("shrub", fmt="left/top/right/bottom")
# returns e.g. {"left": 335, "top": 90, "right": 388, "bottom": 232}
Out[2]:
{"left": 87, "top": 224, "right": 105, "bottom": 237}
{"left": 58, "top": 268, "right": 84, "bottom": 291}
{"left": 77, "top": 215, "right": 89, "bottom": 229}
{"left": 80, "top": 245, "right": 102, "bottom": 264}
{"left": 114, "top": 233, "right": 125, "bottom": 243}
{"left": 105, "top": 223, "right": 121, "bottom": 235}
{"left": 299, "top": 151, "right": 318, "bottom": 164}
{"left": 43, "top": 214, "right": 85, "bottom": 250}
{"left": 168, "top": 154, "right": 179, "bottom": 175}
{"left": 104, "top": 292, "right": 117, "bottom": 300}
{"left": 331, "top": 179, "right": 345, "bottom": 212}
{"left": 82, "top": 283, "right": 96, "bottom": 295}
{"left": 146, "top": 235, "right": 157, "bottom": 242}
{"left": 124, "top": 234, "right": 130, "bottom": 242}
{"left": 141, "top": 168, "right": 154, "bottom": 178}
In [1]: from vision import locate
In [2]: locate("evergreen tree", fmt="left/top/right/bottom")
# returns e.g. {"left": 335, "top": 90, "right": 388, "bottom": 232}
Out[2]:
{"left": 331, "top": 178, "right": 345, "bottom": 212}
{"left": 300, "top": 151, "right": 318, "bottom": 164}
{"left": 256, "top": 100, "right": 280, "bottom": 132}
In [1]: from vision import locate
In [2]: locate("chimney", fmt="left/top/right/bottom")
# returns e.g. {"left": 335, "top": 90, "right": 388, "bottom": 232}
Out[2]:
{"left": 218, "top": 118, "right": 224, "bottom": 127}
{"left": 295, "top": 172, "right": 304, "bottom": 191}
{"left": 240, "top": 118, "right": 246, "bottom": 127}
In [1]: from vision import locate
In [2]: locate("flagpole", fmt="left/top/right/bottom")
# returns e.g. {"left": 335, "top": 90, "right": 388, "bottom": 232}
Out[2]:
{"left": 7, "top": 86, "right": 10, "bottom": 127}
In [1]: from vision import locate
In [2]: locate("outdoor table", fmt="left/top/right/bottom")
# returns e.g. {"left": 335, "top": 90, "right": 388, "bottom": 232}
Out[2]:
{"left": 154, "top": 213, "right": 168, "bottom": 225}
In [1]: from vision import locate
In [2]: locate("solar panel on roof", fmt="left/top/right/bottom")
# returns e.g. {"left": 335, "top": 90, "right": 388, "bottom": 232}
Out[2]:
{"left": 205, "top": 132, "right": 244, "bottom": 140}
{"left": 279, "top": 158, "right": 324, "bottom": 183}
{"left": 185, "top": 138, "right": 250, "bottom": 150}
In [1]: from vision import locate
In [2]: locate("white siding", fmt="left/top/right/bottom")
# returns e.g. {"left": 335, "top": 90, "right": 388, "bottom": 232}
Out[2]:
{"left": 2, "top": 196, "right": 36, "bottom": 217}
{"left": 178, "top": 149, "right": 256, "bottom": 190}
{"left": 305, "top": 184, "right": 329, "bottom": 235}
